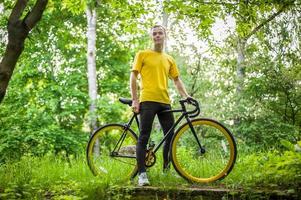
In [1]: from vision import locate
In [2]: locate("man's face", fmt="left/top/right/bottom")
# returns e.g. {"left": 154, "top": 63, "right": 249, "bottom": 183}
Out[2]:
{"left": 151, "top": 27, "right": 165, "bottom": 45}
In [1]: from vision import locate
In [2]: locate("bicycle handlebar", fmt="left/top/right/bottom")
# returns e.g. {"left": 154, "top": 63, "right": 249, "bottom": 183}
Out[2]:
{"left": 119, "top": 97, "right": 201, "bottom": 118}
{"left": 179, "top": 98, "right": 200, "bottom": 118}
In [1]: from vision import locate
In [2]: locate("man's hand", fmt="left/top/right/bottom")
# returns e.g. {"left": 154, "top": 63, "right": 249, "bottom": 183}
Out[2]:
{"left": 132, "top": 99, "right": 140, "bottom": 113}
{"left": 186, "top": 96, "right": 195, "bottom": 104}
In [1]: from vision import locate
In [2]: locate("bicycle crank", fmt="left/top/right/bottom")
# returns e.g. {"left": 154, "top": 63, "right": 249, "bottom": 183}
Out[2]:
{"left": 145, "top": 150, "right": 156, "bottom": 167}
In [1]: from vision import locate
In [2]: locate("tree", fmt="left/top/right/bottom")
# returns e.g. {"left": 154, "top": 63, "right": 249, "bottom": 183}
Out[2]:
{"left": 229, "top": 1, "right": 292, "bottom": 126}
{"left": 0, "top": 0, "right": 48, "bottom": 103}
{"left": 86, "top": 3, "right": 98, "bottom": 133}
{"left": 166, "top": 0, "right": 297, "bottom": 123}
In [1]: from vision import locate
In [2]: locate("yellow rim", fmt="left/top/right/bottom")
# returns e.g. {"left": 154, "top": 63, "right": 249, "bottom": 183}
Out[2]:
{"left": 171, "top": 119, "right": 236, "bottom": 183}
{"left": 87, "top": 125, "right": 137, "bottom": 178}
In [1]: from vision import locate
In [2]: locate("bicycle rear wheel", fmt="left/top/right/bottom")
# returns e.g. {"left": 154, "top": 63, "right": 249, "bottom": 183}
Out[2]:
{"left": 86, "top": 124, "right": 138, "bottom": 180}
{"left": 171, "top": 118, "right": 237, "bottom": 183}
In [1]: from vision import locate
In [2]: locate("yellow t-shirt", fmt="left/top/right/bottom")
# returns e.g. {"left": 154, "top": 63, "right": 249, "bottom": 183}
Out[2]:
{"left": 132, "top": 49, "right": 179, "bottom": 104}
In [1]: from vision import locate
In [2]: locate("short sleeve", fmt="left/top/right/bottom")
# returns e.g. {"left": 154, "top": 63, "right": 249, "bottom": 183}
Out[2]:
{"left": 168, "top": 56, "right": 179, "bottom": 79}
{"left": 132, "top": 51, "right": 143, "bottom": 73}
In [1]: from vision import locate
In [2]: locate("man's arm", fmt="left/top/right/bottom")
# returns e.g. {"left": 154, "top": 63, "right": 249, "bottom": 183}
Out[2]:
{"left": 130, "top": 71, "right": 140, "bottom": 113}
{"left": 173, "top": 76, "right": 190, "bottom": 98}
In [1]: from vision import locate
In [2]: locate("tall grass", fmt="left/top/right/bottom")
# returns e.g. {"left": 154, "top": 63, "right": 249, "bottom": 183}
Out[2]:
{"left": 0, "top": 147, "right": 300, "bottom": 199}
{"left": 0, "top": 155, "right": 109, "bottom": 199}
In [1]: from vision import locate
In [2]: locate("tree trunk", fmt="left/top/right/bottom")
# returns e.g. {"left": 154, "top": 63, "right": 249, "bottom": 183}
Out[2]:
{"left": 162, "top": 0, "right": 169, "bottom": 52}
{"left": 236, "top": 38, "right": 245, "bottom": 94}
{"left": 0, "top": 0, "right": 48, "bottom": 104}
{"left": 234, "top": 38, "right": 246, "bottom": 126}
{"left": 86, "top": 7, "right": 98, "bottom": 133}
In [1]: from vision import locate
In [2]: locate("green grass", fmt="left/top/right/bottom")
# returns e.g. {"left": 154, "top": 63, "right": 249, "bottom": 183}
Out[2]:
{"left": 0, "top": 148, "right": 300, "bottom": 199}
{"left": 0, "top": 155, "right": 109, "bottom": 199}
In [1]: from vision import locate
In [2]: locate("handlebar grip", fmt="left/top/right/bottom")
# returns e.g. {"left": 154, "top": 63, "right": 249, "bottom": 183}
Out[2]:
{"left": 180, "top": 98, "right": 200, "bottom": 118}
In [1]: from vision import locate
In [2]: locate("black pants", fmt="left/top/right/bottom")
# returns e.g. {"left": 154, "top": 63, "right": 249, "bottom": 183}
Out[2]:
{"left": 136, "top": 101, "right": 175, "bottom": 174}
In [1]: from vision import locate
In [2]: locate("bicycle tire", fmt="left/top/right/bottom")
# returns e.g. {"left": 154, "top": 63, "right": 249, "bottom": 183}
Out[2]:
{"left": 86, "top": 124, "right": 138, "bottom": 180}
{"left": 171, "top": 118, "right": 237, "bottom": 183}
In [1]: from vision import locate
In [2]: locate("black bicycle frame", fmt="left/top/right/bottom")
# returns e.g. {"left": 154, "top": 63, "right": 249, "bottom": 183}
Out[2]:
{"left": 152, "top": 107, "right": 203, "bottom": 153}
{"left": 111, "top": 100, "right": 204, "bottom": 158}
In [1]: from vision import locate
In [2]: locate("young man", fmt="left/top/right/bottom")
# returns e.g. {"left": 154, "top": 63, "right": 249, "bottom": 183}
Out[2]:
{"left": 130, "top": 25, "right": 191, "bottom": 186}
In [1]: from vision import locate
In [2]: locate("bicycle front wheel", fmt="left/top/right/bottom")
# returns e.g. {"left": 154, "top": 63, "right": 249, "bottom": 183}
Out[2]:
{"left": 171, "top": 118, "right": 237, "bottom": 183}
{"left": 86, "top": 124, "right": 138, "bottom": 180}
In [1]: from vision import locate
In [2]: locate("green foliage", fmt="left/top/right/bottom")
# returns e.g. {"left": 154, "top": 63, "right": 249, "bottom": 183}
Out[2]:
{"left": 61, "top": 0, "right": 86, "bottom": 15}
{"left": 166, "top": 0, "right": 300, "bottom": 148}
{"left": 241, "top": 150, "right": 301, "bottom": 188}
{"left": 0, "top": 6, "right": 89, "bottom": 161}
{"left": 0, "top": 125, "right": 88, "bottom": 162}
{"left": 280, "top": 139, "right": 295, "bottom": 151}
{"left": 166, "top": 0, "right": 220, "bottom": 38}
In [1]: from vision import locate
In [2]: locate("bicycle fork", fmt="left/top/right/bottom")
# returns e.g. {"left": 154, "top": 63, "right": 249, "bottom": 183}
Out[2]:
{"left": 185, "top": 116, "right": 206, "bottom": 154}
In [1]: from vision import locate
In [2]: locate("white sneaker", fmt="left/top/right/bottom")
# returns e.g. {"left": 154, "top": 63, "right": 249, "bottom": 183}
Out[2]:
{"left": 138, "top": 172, "right": 150, "bottom": 186}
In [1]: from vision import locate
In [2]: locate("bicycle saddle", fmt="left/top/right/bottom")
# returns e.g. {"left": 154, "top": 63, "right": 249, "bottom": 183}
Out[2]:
{"left": 119, "top": 98, "right": 132, "bottom": 106}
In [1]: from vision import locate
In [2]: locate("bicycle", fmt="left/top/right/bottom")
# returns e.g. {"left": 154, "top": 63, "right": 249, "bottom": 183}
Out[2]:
{"left": 86, "top": 98, "right": 237, "bottom": 183}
